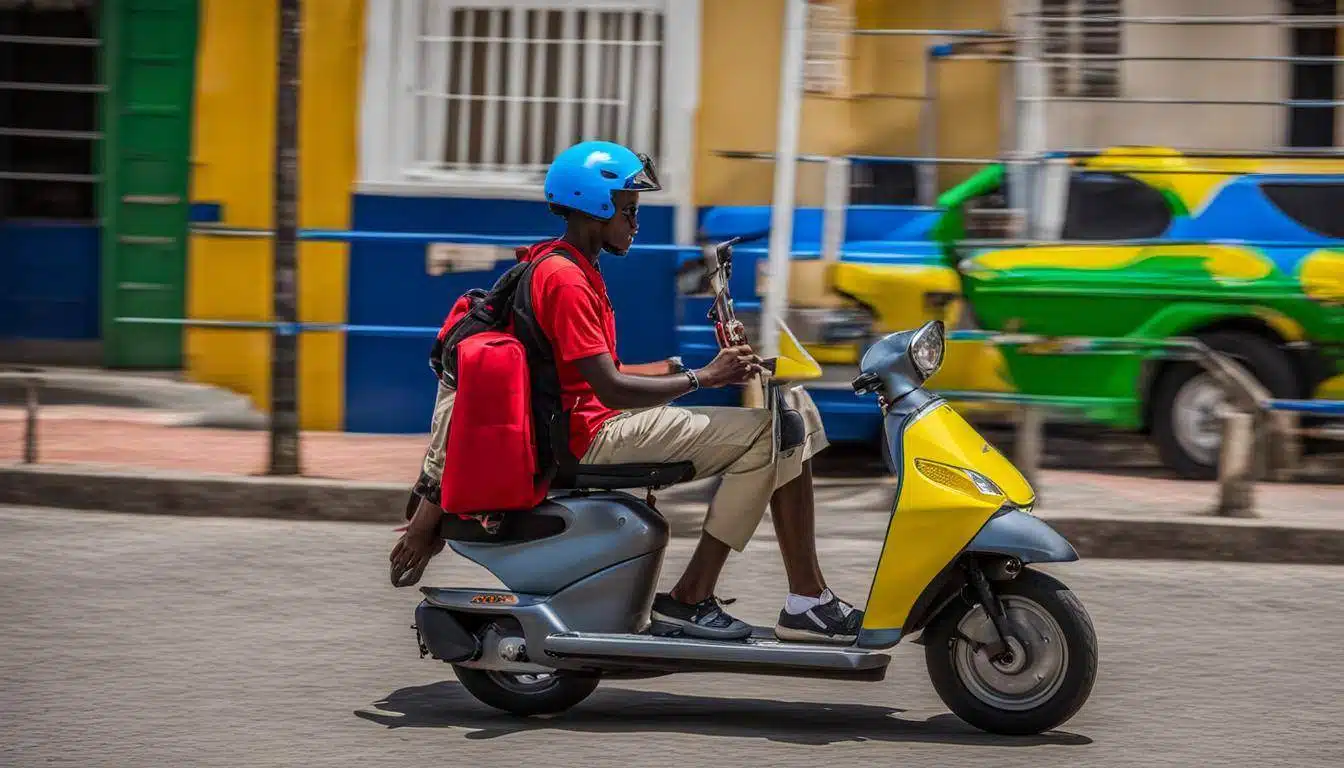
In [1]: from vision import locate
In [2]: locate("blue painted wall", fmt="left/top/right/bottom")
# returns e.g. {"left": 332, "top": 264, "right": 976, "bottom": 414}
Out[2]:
{"left": 344, "top": 194, "right": 681, "bottom": 433}
{"left": 0, "top": 222, "right": 100, "bottom": 340}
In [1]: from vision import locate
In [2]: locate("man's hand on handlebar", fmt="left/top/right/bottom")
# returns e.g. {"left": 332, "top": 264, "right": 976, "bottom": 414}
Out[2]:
{"left": 697, "top": 345, "right": 765, "bottom": 388}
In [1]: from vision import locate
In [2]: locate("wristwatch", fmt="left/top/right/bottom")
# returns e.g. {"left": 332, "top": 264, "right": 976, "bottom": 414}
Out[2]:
{"left": 668, "top": 356, "right": 700, "bottom": 390}
{"left": 683, "top": 368, "right": 701, "bottom": 392}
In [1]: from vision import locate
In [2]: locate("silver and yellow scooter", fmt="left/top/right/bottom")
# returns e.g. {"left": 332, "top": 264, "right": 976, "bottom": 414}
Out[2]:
{"left": 409, "top": 242, "right": 1097, "bottom": 736}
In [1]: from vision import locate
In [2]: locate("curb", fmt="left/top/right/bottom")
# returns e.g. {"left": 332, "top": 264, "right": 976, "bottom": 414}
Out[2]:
{"left": 0, "top": 371, "right": 268, "bottom": 430}
{"left": 2, "top": 464, "right": 1341, "bottom": 565}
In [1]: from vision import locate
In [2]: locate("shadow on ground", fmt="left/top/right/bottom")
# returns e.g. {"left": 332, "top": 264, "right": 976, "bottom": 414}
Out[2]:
{"left": 354, "top": 680, "right": 1092, "bottom": 747}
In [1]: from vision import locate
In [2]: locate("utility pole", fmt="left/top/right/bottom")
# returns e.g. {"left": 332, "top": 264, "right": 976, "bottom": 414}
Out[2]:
{"left": 269, "top": 0, "right": 301, "bottom": 475}
{"left": 761, "top": 0, "right": 807, "bottom": 361}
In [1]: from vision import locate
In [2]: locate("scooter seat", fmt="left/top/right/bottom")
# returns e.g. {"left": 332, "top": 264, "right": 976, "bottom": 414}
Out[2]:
{"left": 552, "top": 461, "right": 697, "bottom": 491}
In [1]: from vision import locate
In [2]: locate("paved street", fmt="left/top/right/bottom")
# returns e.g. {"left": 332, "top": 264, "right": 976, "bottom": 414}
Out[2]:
{"left": 3, "top": 507, "right": 1342, "bottom": 767}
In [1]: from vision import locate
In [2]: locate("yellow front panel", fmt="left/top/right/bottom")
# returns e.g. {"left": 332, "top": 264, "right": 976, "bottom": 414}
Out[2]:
{"left": 186, "top": 0, "right": 362, "bottom": 430}
{"left": 828, "top": 263, "right": 1016, "bottom": 405}
{"left": 832, "top": 263, "right": 961, "bottom": 331}
{"left": 863, "top": 404, "right": 1033, "bottom": 632}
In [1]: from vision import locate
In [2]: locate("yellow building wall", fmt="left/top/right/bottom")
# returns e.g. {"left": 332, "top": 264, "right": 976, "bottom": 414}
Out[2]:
{"left": 852, "top": 0, "right": 1004, "bottom": 189}
{"left": 694, "top": 0, "right": 1005, "bottom": 206}
{"left": 186, "top": 0, "right": 363, "bottom": 430}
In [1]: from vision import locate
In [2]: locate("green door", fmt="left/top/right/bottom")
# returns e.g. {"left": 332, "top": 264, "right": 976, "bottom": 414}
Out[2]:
{"left": 100, "top": 0, "right": 198, "bottom": 368}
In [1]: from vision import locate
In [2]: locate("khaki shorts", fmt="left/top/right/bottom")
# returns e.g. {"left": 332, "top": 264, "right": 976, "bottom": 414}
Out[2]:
{"left": 582, "top": 385, "right": 827, "bottom": 551}
{"left": 421, "top": 382, "right": 828, "bottom": 551}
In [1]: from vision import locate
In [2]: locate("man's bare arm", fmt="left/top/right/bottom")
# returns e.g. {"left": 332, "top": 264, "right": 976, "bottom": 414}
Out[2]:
{"left": 619, "top": 361, "right": 674, "bottom": 376}
{"left": 575, "top": 347, "right": 763, "bottom": 410}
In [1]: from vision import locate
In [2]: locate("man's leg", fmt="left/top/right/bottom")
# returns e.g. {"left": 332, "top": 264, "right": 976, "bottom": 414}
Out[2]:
{"left": 766, "top": 386, "right": 864, "bottom": 643}
{"left": 768, "top": 458, "right": 863, "bottom": 642}
{"left": 770, "top": 457, "right": 825, "bottom": 597}
{"left": 582, "top": 405, "right": 777, "bottom": 639}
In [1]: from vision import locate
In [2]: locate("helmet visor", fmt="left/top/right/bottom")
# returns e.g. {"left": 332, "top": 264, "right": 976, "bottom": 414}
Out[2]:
{"left": 625, "top": 153, "right": 663, "bottom": 191}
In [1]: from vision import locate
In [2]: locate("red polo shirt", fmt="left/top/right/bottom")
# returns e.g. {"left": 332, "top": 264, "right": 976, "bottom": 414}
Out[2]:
{"left": 524, "top": 240, "right": 620, "bottom": 460}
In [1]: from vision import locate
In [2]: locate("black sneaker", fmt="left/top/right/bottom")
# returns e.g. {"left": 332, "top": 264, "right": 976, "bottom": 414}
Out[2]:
{"left": 650, "top": 593, "right": 752, "bottom": 641}
{"left": 774, "top": 592, "right": 864, "bottom": 645}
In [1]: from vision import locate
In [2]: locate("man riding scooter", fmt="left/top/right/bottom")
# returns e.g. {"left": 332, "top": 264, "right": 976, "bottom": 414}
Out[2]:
{"left": 391, "top": 140, "right": 862, "bottom": 644}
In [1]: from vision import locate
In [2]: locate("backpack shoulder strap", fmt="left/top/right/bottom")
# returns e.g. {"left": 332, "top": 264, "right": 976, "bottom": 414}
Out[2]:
{"left": 510, "top": 246, "right": 583, "bottom": 352}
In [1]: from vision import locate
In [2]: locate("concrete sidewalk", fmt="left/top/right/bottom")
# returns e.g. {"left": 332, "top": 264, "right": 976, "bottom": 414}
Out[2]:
{"left": 2, "top": 407, "right": 1342, "bottom": 564}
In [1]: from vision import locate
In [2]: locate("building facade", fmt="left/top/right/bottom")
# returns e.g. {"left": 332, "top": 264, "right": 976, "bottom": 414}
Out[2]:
{"left": 1, "top": 0, "right": 1337, "bottom": 431}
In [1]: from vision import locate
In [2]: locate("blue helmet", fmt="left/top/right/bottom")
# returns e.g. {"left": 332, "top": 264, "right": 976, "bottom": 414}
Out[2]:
{"left": 543, "top": 141, "right": 662, "bottom": 221}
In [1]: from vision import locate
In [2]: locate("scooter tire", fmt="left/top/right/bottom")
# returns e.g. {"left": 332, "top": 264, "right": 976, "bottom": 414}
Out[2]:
{"left": 923, "top": 568, "right": 1097, "bottom": 736}
{"left": 453, "top": 666, "right": 599, "bottom": 717}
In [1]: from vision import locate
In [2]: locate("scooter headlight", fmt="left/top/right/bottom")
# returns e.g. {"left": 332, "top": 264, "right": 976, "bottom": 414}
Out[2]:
{"left": 914, "top": 459, "right": 1005, "bottom": 499}
{"left": 909, "top": 321, "right": 944, "bottom": 380}
{"left": 963, "top": 468, "right": 1004, "bottom": 497}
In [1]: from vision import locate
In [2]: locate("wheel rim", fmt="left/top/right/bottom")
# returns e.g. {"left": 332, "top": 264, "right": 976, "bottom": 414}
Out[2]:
{"left": 485, "top": 671, "right": 557, "bottom": 694}
{"left": 951, "top": 596, "right": 1069, "bottom": 712}
{"left": 1172, "top": 372, "right": 1226, "bottom": 467}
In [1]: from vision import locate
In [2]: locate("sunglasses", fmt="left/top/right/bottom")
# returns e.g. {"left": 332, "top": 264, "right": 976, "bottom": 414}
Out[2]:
{"left": 620, "top": 202, "right": 639, "bottom": 225}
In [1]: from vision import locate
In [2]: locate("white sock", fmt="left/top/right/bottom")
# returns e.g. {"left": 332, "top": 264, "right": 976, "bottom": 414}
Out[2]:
{"left": 784, "top": 588, "right": 834, "bottom": 615}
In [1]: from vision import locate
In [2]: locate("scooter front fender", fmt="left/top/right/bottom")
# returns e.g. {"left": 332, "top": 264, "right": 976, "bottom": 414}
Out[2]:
{"left": 967, "top": 508, "right": 1079, "bottom": 564}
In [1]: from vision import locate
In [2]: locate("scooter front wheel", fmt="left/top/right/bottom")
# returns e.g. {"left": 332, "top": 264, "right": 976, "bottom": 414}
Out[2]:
{"left": 453, "top": 666, "right": 599, "bottom": 716}
{"left": 924, "top": 568, "right": 1097, "bottom": 736}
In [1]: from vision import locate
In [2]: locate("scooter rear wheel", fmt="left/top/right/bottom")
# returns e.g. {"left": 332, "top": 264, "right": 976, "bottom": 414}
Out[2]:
{"left": 453, "top": 666, "right": 599, "bottom": 716}
{"left": 924, "top": 567, "right": 1097, "bottom": 736}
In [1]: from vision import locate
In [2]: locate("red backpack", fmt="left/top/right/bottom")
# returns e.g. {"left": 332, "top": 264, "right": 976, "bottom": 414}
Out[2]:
{"left": 439, "top": 330, "right": 545, "bottom": 514}
{"left": 412, "top": 242, "right": 580, "bottom": 519}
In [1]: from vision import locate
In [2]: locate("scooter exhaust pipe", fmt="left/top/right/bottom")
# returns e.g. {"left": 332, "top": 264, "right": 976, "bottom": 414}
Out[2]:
{"left": 455, "top": 624, "right": 556, "bottom": 675}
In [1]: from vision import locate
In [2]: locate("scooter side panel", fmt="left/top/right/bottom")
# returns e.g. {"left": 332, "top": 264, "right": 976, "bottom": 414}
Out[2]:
{"left": 862, "top": 405, "right": 1005, "bottom": 634}
{"left": 447, "top": 492, "right": 669, "bottom": 594}
{"left": 544, "top": 548, "right": 667, "bottom": 635}
{"left": 415, "top": 552, "right": 666, "bottom": 664}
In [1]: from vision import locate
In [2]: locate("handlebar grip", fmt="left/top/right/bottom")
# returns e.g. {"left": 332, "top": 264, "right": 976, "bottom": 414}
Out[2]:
{"left": 851, "top": 372, "right": 881, "bottom": 395}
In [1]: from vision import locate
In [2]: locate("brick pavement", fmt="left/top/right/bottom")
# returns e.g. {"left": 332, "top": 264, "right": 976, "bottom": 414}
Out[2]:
{"left": 0, "top": 406, "right": 429, "bottom": 482}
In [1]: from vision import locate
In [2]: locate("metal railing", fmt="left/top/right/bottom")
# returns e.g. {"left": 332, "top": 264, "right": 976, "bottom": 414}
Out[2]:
{"left": 10, "top": 323, "right": 1341, "bottom": 517}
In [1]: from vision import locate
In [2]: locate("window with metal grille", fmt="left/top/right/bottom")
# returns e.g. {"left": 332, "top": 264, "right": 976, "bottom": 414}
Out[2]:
{"left": 0, "top": 0, "right": 101, "bottom": 222}
{"left": 360, "top": 0, "right": 694, "bottom": 202}
{"left": 1039, "top": 0, "right": 1120, "bottom": 98}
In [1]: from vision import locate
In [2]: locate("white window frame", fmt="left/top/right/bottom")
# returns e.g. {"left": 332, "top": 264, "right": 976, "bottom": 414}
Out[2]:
{"left": 358, "top": 0, "right": 700, "bottom": 240}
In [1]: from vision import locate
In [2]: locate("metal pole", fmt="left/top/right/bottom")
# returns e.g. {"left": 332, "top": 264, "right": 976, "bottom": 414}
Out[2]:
{"left": 820, "top": 156, "right": 849, "bottom": 262}
{"left": 761, "top": 0, "right": 808, "bottom": 361}
{"left": 23, "top": 376, "right": 39, "bottom": 464}
{"left": 917, "top": 46, "right": 940, "bottom": 206}
{"left": 270, "top": 0, "right": 302, "bottom": 476}
{"left": 1015, "top": 19, "right": 1049, "bottom": 233}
